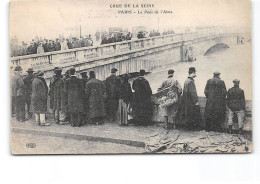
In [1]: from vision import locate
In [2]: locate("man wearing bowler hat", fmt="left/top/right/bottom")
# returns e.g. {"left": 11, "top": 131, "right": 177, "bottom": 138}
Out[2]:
{"left": 226, "top": 79, "right": 246, "bottom": 134}
{"left": 204, "top": 71, "right": 227, "bottom": 132}
{"left": 132, "top": 69, "right": 153, "bottom": 125}
{"left": 12, "top": 66, "right": 26, "bottom": 122}
{"left": 181, "top": 67, "right": 201, "bottom": 130}
{"left": 23, "top": 68, "right": 35, "bottom": 118}
{"left": 104, "top": 68, "right": 120, "bottom": 122}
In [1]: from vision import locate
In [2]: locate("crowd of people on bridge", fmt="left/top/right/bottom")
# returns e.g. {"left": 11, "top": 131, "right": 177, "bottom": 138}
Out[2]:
{"left": 11, "top": 65, "right": 246, "bottom": 134}
{"left": 11, "top": 35, "right": 94, "bottom": 57}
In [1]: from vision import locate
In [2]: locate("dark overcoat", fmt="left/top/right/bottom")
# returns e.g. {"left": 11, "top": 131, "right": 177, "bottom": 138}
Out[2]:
{"left": 204, "top": 77, "right": 227, "bottom": 120}
{"left": 104, "top": 75, "right": 120, "bottom": 111}
{"left": 181, "top": 77, "right": 200, "bottom": 124}
{"left": 64, "top": 76, "right": 84, "bottom": 113}
{"left": 12, "top": 73, "right": 25, "bottom": 97}
{"left": 226, "top": 86, "right": 245, "bottom": 111}
{"left": 23, "top": 73, "right": 35, "bottom": 96}
{"left": 49, "top": 75, "right": 65, "bottom": 110}
{"left": 31, "top": 77, "right": 48, "bottom": 113}
{"left": 85, "top": 78, "right": 106, "bottom": 118}
{"left": 132, "top": 76, "right": 153, "bottom": 120}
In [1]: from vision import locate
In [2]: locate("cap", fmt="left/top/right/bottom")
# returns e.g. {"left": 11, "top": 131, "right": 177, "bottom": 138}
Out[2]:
{"left": 54, "top": 67, "right": 62, "bottom": 71}
{"left": 80, "top": 71, "right": 87, "bottom": 75}
{"left": 213, "top": 71, "right": 221, "bottom": 75}
{"left": 14, "top": 66, "right": 22, "bottom": 71}
{"left": 168, "top": 69, "right": 175, "bottom": 75}
{"left": 188, "top": 67, "right": 196, "bottom": 73}
{"left": 26, "top": 68, "right": 34, "bottom": 72}
{"left": 111, "top": 68, "right": 118, "bottom": 73}
{"left": 233, "top": 79, "right": 240, "bottom": 84}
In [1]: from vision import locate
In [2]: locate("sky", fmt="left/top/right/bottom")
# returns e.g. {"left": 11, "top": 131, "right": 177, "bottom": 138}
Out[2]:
{"left": 10, "top": 0, "right": 251, "bottom": 43}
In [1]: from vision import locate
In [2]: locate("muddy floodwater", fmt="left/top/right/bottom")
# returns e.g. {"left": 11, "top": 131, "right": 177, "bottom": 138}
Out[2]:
{"left": 145, "top": 42, "right": 252, "bottom": 100}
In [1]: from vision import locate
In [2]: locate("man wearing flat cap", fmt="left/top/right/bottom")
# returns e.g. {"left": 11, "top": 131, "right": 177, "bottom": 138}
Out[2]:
{"left": 31, "top": 70, "right": 50, "bottom": 126}
{"left": 49, "top": 67, "right": 68, "bottom": 125}
{"left": 132, "top": 69, "right": 153, "bottom": 125}
{"left": 181, "top": 67, "right": 201, "bottom": 129}
{"left": 85, "top": 71, "right": 106, "bottom": 125}
{"left": 104, "top": 68, "right": 120, "bottom": 122}
{"left": 158, "top": 69, "right": 182, "bottom": 129}
{"left": 80, "top": 71, "right": 90, "bottom": 124}
{"left": 64, "top": 68, "right": 85, "bottom": 127}
{"left": 23, "top": 68, "right": 35, "bottom": 118}
{"left": 12, "top": 66, "right": 26, "bottom": 122}
{"left": 226, "top": 79, "right": 246, "bottom": 134}
{"left": 204, "top": 71, "right": 227, "bottom": 132}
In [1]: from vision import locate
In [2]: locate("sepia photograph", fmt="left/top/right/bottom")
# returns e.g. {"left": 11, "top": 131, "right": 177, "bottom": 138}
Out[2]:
{"left": 9, "top": 0, "right": 252, "bottom": 154}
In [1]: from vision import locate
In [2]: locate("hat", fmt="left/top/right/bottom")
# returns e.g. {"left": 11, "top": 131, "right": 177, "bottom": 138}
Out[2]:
{"left": 35, "top": 70, "right": 44, "bottom": 76}
{"left": 26, "top": 68, "right": 34, "bottom": 72}
{"left": 14, "top": 66, "right": 22, "bottom": 71}
{"left": 168, "top": 69, "right": 174, "bottom": 75}
{"left": 140, "top": 69, "right": 146, "bottom": 76}
{"left": 54, "top": 67, "right": 62, "bottom": 71}
{"left": 69, "top": 68, "right": 76, "bottom": 75}
{"left": 80, "top": 71, "right": 87, "bottom": 75}
{"left": 213, "top": 71, "right": 221, "bottom": 75}
{"left": 188, "top": 67, "right": 196, "bottom": 73}
{"left": 233, "top": 79, "right": 240, "bottom": 84}
{"left": 111, "top": 68, "right": 118, "bottom": 73}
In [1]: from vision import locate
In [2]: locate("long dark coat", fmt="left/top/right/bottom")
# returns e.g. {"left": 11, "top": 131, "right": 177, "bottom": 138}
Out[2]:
{"left": 132, "top": 76, "right": 153, "bottom": 122}
{"left": 23, "top": 73, "right": 35, "bottom": 96}
{"left": 204, "top": 77, "right": 227, "bottom": 121}
{"left": 31, "top": 77, "right": 48, "bottom": 113}
{"left": 104, "top": 75, "right": 120, "bottom": 112}
{"left": 64, "top": 76, "right": 84, "bottom": 113}
{"left": 118, "top": 81, "right": 133, "bottom": 104}
{"left": 85, "top": 78, "right": 106, "bottom": 118}
{"left": 181, "top": 77, "right": 200, "bottom": 125}
{"left": 49, "top": 75, "right": 65, "bottom": 111}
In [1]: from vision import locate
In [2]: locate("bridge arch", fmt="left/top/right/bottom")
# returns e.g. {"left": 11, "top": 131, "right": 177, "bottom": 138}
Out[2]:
{"left": 204, "top": 43, "right": 230, "bottom": 56}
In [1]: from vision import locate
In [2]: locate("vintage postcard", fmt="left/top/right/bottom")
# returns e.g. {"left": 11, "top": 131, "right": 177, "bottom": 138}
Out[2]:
{"left": 10, "top": 0, "right": 252, "bottom": 154}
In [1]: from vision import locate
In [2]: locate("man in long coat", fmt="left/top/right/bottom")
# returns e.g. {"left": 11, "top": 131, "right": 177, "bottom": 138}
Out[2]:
{"left": 49, "top": 67, "right": 67, "bottom": 124}
{"left": 23, "top": 68, "right": 35, "bottom": 118}
{"left": 204, "top": 71, "right": 227, "bottom": 132}
{"left": 181, "top": 67, "right": 201, "bottom": 130}
{"left": 104, "top": 68, "right": 120, "bottom": 122}
{"left": 85, "top": 71, "right": 106, "bottom": 125}
{"left": 12, "top": 66, "right": 26, "bottom": 122}
{"left": 80, "top": 71, "right": 90, "bottom": 124}
{"left": 64, "top": 68, "right": 84, "bottom": 127}
{"left": 31, "top": 70, "right": 50, "bottom": 126}
{"left": 132, "top": 69, "right": 153, "bottom": 125}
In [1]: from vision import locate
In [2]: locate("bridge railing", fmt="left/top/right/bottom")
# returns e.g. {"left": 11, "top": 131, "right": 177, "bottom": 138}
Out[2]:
{"left": 10, "top": 28, "right": 249, "bottom": 71}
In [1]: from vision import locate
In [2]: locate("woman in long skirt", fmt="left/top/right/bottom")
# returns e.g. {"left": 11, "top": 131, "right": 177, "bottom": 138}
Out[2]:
{"left": 117, "top": 74, "right": 133, "bottom": 125}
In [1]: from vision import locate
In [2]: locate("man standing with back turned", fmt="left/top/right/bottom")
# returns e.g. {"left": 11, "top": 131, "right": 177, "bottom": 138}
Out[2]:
{"left": 204, "top": 71, "right": 227, "bottom": 132}
{"left": 181, "top": 67, "right": 201, "bottom": 130}
{"left": 104, "top": 68, "right": 120, "bottom": 123}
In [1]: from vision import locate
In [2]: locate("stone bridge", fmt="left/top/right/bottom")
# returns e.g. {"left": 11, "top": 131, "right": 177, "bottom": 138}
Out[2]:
{"left": 10, "top": 28, "right": 250, "bottom": 82}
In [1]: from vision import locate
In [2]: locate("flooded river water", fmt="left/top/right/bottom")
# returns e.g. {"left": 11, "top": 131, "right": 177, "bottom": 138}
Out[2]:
{"left": 145, "top": 42, "right": 252, "bottom": 100}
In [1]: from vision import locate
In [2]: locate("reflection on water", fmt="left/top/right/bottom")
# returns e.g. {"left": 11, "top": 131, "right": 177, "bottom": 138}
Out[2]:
{"left": 145, "top": 43, "right": 252, "bottom": 99}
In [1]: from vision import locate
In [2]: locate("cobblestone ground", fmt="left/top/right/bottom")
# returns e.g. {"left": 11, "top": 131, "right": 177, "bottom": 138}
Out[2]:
{"left": 11, "top": 132, "right": 144, "bottom": 155}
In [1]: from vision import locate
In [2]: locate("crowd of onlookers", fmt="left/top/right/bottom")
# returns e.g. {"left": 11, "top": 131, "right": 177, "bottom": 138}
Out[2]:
{"left": 11, "top": 35, "right": 94, "bottom": 57}
{"left": 101, "top": 32, "right": 132, "bottom": 45}
{"left": 11, "top": 28, "right": 176, "bottom": 57}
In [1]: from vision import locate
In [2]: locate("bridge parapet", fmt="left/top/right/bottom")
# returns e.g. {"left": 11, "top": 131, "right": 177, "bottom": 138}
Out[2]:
{"left": 10, "top": 27, "right": 250, "bottom": 72}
